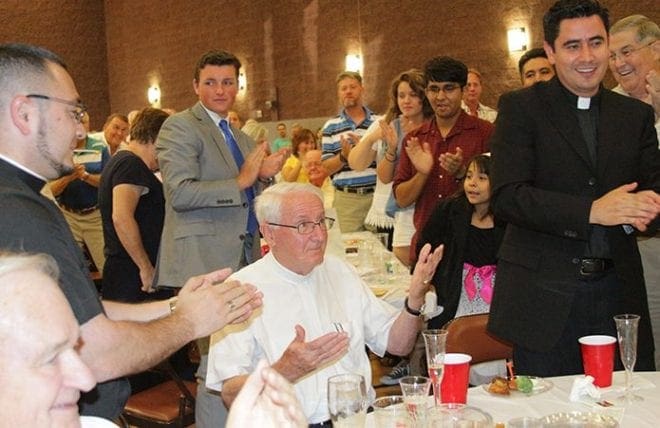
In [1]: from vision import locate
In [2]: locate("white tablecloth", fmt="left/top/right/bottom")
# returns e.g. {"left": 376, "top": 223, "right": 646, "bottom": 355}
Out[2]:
{"left": 342, "top": 231, "right": 411, "bottom": 308}
{"left": 366, "top": 371, "right": 660, "bottom": 427}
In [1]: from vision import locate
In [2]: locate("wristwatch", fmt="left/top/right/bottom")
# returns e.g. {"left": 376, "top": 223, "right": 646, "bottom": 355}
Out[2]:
{"left": 404, "top": 297, "right": 425, "bottom": 317}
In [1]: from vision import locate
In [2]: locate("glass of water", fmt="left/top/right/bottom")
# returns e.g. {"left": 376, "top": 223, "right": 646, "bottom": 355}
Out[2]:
{"left": 327, "top": 373, "right": 367, "bottom": 427}
{"left": 399, "top": 376, "right": 431, "bottom": 427}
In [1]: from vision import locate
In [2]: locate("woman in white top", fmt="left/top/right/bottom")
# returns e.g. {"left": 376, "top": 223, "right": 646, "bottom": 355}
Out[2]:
{"left": 348, "top": 69, "right": 434, "bottom": 266}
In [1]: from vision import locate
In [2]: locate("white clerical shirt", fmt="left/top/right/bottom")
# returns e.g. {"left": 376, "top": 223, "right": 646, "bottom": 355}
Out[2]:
{"left": 206, "top": 252, "right": 398, "bottom": 423}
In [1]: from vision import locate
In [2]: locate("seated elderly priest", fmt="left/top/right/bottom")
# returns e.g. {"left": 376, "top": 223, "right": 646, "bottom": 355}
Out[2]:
{"left": 207, "top": 182, "right": 443, "bottom": 425}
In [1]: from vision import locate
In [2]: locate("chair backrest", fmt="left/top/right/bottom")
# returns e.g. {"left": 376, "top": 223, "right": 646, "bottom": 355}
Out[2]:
{"left": 120, "top": 360, "right": 196, "bottom": 428}
{"left": 442, "top": 313, "right": 513, "bottom": 364}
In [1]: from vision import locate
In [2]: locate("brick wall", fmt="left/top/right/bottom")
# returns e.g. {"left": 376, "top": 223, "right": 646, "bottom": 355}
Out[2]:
{"left": 2, "top": 0, "right": 658, "bottom": 124}
{"left": 0, "top": 0, "right": 109, "bottom": 130}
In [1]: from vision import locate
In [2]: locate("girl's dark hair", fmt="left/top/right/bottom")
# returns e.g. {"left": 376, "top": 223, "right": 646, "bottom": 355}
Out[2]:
{"left": 454, "top": 154, "right": 493, "bottom": 218}
{"left": 468, "top": 154, "right": 491, "bottom": 177}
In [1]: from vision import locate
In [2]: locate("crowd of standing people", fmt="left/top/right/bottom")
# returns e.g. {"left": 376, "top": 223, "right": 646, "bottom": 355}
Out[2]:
{"left": 0, "top": 0, "right": 658, "bottom": 426}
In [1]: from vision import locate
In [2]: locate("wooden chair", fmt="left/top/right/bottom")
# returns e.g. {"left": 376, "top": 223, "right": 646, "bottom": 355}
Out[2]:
{"left": 120, "top": 361, "right": 197, "bottom": 428}
{"left": 442, "top": 313, "right": 513, "bottom": 364}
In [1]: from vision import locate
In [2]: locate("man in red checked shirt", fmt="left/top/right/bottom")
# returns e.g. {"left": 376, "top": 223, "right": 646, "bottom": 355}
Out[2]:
{"left": 393, "top": 56, "right": 493, "bottom": 263}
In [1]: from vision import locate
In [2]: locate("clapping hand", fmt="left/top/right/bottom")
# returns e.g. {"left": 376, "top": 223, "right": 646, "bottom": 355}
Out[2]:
{"left": 176, "top": 270, "right": 263, "bottom": 337}
{"left": 340, "top": 133, "right": 359, "bottom": 158}
{"left": 590, "top": 182, "right": 660, "bottom": 232}
{"left": 238, "top": 143, "right": 268, "bottom": 189}
{"left": 226, "top": 359, "right": 306, "bottom": 428}
{"left": 405, "top": 137, "right": 434, "bottom": 175}
{"left": 645, "top": 69, "right": 660, "bottom": 118}
{"left": 260, "top": 146, "right": 289, "bottom": 178}
{"left": 439, "top": 147, "right": 464, "bottom": 176}
{"left": 379, "top": 120, "right": 398, "bottom": 155}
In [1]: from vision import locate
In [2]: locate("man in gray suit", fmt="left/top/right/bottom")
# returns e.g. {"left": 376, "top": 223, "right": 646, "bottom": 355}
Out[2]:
{"left": 155, "top": 50, "right": 287, "bottom": 428}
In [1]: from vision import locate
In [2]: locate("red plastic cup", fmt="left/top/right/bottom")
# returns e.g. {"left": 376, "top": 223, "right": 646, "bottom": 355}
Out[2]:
{"left": 579, "top": 335, "right": 616, "bottom": 387}
{"left": 440, "top": 353, "right": 472, "bottom": 404}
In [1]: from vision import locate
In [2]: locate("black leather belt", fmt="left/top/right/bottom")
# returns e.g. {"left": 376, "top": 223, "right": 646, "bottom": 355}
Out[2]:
{"left": 60, "top": 204, "right": 98, "bottom": 215}
{"left": 308, "top": 420, "right": 332, "bottom": 428}
{"left": 578, "top": 258, "right": 614, "bottom": 280}
{"left": 335, "top": 185, "right": 375, "bottom": 194}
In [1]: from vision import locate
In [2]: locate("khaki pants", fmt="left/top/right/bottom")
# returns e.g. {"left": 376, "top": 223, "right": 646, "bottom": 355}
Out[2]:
{"left": 333, "top": 190, "right": 373, "bottom": 233}
{"left": 61, "top": 208, "right": 106, "bottom": 272}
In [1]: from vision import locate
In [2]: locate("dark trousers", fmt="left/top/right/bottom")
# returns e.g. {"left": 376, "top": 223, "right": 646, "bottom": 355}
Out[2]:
{"left": 513, "top": 270, "right": 654, "bottom": 377}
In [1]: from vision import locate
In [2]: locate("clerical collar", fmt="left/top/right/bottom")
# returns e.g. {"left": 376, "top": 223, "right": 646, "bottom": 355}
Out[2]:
{"left": 577, "top": 97, "right": 591, "bottom": 110}
{"left": 0, "top": 153, "right": 47, "bottom": 182}
{"left": 0, "top": 156, "right": 47, "bottom": 194}
{"left": 558, "top": 80, "right": 603, "bottom": 111}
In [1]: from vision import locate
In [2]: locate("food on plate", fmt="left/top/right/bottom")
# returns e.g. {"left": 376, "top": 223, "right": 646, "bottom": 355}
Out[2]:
{"left": 487, "top": 376, "right": 510, "bottom": 395}
{"left": 369, "top": 286, "right": 388, "bottom": 297}
{"left": 515, "top": 375, "right": 534, "bottom": 394}
{"left": 487, "top": 375, "right": 535, "bottom": 395}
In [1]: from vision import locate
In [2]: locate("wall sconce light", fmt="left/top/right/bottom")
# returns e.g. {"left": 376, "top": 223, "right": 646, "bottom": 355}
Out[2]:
{"left": 147, "top": 85, "right": 161, "bottom": 107}
{"left": 508, "top": 27, "right": 528, "bottom": 52}
{"left": 238, "top": 72, "right": 247, "bottom": 92}
{"left": 345, "top": 54, "right": 363, "bottom": 74}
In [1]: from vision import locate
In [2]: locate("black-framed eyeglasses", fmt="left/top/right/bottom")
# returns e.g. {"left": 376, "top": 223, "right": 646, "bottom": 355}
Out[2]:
{"left": 26, "top": 94, "right": 88, "bottom": 124}
{"left": 267, "top": 217, "right": 335, "bottom": 235}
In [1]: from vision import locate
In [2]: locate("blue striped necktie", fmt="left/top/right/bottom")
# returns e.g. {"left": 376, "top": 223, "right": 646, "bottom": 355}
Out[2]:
{"left": 218, "top": 119, "right": 258, "bottom": 234}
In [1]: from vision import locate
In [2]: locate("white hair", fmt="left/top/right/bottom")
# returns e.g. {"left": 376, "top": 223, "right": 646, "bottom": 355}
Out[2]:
{"left": 254, "top": 182, "right": 323, "bottom": 224}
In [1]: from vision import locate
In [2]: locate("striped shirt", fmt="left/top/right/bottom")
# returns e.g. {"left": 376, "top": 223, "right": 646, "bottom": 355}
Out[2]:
{"left": 321, "top": 107, "right": 380, "bottom": 188}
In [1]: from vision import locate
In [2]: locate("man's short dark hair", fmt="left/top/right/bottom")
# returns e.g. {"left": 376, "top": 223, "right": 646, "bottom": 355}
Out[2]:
{"left": 0, "top": 44, "right": 67, "bottom": 107}
{"left": 544, "top": 0, "right": 610, "bottom": 48}
{"left": 194, "top": 50, "right": 241, "bottom": 82}
{"left": 423, "top": 56, "right": 468, "bottom": 87}
{"left": 130, "top": 107, "right": 170, "bottom": 144}
{"left": 336, "top": 71, "right": 363, "bottom": 85}
{"left": 518, "top": 48, "right": 549, "bottom": 75}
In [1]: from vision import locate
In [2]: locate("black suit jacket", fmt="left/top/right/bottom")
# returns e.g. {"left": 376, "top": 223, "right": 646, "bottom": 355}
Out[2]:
{"left": 487, "top": 78, "right": 660, "bottom": 356}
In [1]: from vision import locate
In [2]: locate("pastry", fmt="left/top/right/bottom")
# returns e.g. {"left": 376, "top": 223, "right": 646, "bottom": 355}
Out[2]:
{"left": 487, "top": 376, "right": 510, "bottom": 395}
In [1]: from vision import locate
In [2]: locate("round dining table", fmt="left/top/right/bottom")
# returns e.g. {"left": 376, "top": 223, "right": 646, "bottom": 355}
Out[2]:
{"left": 365, "top": 370, "right": 660, "bottom": 426}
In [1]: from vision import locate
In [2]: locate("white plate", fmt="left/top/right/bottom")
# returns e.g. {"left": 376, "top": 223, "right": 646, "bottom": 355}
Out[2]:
{"left": 482, "top": 376, "right": 553, "bottom": 396}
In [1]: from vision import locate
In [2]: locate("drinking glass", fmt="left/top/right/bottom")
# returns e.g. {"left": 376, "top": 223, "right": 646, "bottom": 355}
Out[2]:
{"left": 399, "top": 376, "right": 431, "bottom": 426}
{"left": 327, "top": 374, "right": 367, "bottom": 427}
{"left": 422, "top": 329, "right": 448, "bottom": 405}
{"left": 614, "top": 314, "right": 643, "bottom": 403}
{"left": 372, "top": 395, "right": 412, "bottom": 427}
